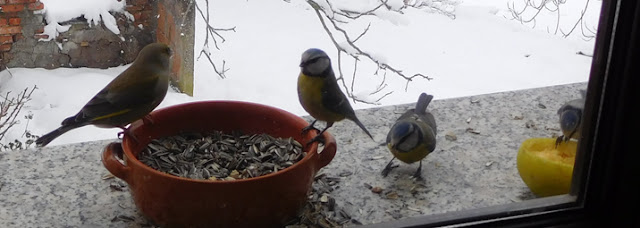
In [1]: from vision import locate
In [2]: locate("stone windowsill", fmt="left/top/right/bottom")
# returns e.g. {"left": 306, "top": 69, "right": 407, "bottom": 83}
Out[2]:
{"left": 0, "top": 82, "right": 586, "bottom": 226}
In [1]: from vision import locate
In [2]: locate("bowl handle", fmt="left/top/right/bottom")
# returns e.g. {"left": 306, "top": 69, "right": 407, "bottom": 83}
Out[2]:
{"left": 102, "top": 142, "right": 131, "bottom": 182}
{"left": 315, "top": 132, "right": 337, "bottom": 170}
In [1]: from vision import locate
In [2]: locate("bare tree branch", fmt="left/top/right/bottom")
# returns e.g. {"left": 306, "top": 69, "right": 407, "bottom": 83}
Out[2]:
{"left": 304, "top": 0, "right": 434, "bottom": 104}
{"left": 1, "top": 85, "right": 38, "bottom": 151}
{"left": 195, "top": 0, "right": 236, "bottom": 79}
{"left": 405, "top": 0, "right": 457, "bottom": 19}
{"left": 506, "top": 0, "right": 596, "bottom": 40}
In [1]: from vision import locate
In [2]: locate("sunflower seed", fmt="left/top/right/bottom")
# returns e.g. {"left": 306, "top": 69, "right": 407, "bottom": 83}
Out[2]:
{"left": 139, "top": 131, "right": 305, "bottom": 181}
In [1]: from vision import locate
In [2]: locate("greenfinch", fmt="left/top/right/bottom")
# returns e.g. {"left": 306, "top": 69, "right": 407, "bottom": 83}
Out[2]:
{"left": 382, "top": 93, "right": 437, "bottom": 179}
{"left": 297, "top": 48, "right": 373, "bottom": 145}
{"left": 35, "top": 43, "right": 173, "bottom": 147}
{"left": 556, "top": 90, "right": 586, "bottom": 147}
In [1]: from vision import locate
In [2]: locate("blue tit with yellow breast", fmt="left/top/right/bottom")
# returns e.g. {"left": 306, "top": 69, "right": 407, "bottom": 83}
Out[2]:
{"left": 555, "top": 90, "right": 586, "bottom": 147}
{"left": 381, "top": 93, "right": 437, "bottom": 180}
{"left": 297, "top": 48, "right": 373, "bottom": 145}
{"left": 35, "top": 43, "right": 172, "bottom": 147}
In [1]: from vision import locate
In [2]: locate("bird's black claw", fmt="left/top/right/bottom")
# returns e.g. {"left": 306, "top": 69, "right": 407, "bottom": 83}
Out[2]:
{"left": 301, "top": 125, "right": 320, "bottom": 135}
{"left": 555, "top": 136, "right": 564, "bottom": 148}
{"left": 306, "top": 135, "right": 326, "bottom": 147}
{"left": 381, "top": 161, "right": 398, "bottom": 177}
{"left": 412, "top": 162, "right": 424, "bottom": 180}
{"left": 381, "top": 167, "right": 391, "bottom": 177}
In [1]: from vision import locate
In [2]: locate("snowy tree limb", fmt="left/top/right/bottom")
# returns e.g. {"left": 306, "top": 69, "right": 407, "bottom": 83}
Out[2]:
{"left": 403, "top": 0, "right": 457, "bottom": 19}
{"left": 506, "top": 0, "right": 596, "bottom": 40}
{"left": 305, "top": 0, "right": 433, "bottom": 105}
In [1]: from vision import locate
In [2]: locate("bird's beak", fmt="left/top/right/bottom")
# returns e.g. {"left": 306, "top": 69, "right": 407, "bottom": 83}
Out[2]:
{"left": 389, "top": 139, "right": 398, "bottom": 150}
{"left": 299, "top": 61, "right": 306, "bottom": 67}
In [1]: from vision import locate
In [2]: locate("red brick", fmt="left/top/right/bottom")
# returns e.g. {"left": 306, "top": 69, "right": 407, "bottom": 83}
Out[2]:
{"left": 27, "top": 2, "right": 43, "bottom": 10}
{"left": 126, "top": 5, "right": 143, "bottom": 12}
{"left": 0, "top": 0, "right": 6, "bottom": 4}
{"left": 0, "top": 18, "right": 7, "bottom": 26}
{"left": 0, "top": 26, "right": 21, "bottom": 35}
{"left": 8, "top": 18, "right": 20, "bottom": 25}
{"left": 157, "top": 31, "right": 168, "bottom": 44}
{"left": 0, "top": 4, "right": 24, "bottom": 12}
{"left": 0, "top": 44, "right": 11, "bottom": 52}
{"left": 0, "top": 35, "right": 12, "bottom": 44}
{"left": 132, "top": 0, "right": 147, "bottom": 5}
{"left": 0, "top": 12, "right": 19, "bottom": 18}
{"left": 133, "top": 11, "right": 143, "bottom": 21}
{"left": 7, "top": 0, "right": 30, "bottom": 3}
{"left": 172, "top": 51, "right": 181, "bottom": 72}
{"left": 33, "top": 34, "right": 47, "bottom": 39}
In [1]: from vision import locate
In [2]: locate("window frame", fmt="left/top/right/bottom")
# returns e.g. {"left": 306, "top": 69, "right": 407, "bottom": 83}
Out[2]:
{"left": 366, "top": 0, "right": 640, "bottom": 227}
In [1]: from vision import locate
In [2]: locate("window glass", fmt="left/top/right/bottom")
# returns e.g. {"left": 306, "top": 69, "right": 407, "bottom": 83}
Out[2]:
{"left": 0, "top": 0, "right": 603, "bottom": 226}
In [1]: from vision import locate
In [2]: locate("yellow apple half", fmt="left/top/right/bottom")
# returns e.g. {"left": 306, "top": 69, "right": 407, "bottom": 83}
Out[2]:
{"left": 517, "top": 138, "right": 577, "bottom": 197}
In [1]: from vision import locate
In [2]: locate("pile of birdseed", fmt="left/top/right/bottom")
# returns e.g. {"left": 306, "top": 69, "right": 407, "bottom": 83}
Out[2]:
{"left": 286, "top": 173, "right": 362, "bottom": 228}
{"left": 138, "top": 131, "right": 305, "bottom": 180}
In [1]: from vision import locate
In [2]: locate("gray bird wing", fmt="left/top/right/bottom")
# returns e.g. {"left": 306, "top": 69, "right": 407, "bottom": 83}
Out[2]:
{"left": 321, "top": 74, "right": 356, "bottom": 118}
{"left": 419, "top": 112, "right": 437, "bottom": 134}
{"left": 419, "top": 118, "right": 437, "bottom": 152}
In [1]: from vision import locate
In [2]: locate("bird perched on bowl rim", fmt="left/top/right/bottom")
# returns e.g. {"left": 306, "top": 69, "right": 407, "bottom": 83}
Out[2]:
{"left": 555, "top": 90, "right": 586, "bottom": 148}
{"left": 297, "top": 48, "right": 373, "bottom": 145}
{"left": 35, "top": 43, "right": 173, "bottom": 147}
{"left": 382, "top": 92, "right": 437, "bottom": 180}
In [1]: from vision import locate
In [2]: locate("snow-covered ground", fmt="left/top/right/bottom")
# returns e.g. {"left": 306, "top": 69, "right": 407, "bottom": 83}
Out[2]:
{"left": 0, "top": 0, "right": 601, "bottom": 147}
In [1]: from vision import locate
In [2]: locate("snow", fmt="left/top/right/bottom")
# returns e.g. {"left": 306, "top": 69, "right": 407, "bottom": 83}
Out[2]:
{"left": 38, "top": 0, "right": 127, "bottom": 41}
{"left": 0, "top": 0, "right": 601, "bottom": 147}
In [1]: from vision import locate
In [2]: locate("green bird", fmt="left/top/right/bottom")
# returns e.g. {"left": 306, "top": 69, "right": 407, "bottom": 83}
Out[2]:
{"left": 382, "top": 93, "right": 437, "bottom": 179}
{"left": 35, "top": 43, "right": 173, "bottom": 147}
{"left": 297, "top": 48, "right": 373, "bottom": 145}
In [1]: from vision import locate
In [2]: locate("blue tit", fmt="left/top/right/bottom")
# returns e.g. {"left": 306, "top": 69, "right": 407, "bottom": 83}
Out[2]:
{"left": 297, "top": 48, "right": 373, "bottom": 145}
{"left": 555, "top": 90, "right": 586, "bottom": 147}
{"left": 382, "top": 93, "right": 437, "bottom": 179}
{"left": 35, "top": 43, "right": 172, "bottom": 147}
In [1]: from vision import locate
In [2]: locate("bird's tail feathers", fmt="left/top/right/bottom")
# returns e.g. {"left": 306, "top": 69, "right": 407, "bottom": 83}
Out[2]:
{"left": 35, "top": 127, "right": 72, "bottom": 147}
{"left": 35, "top": 120, "right": 86, "bottom": 147}
{"left": 351, "top": 117, "right": 374, "bottom": 141}
{"left": 415, "top": 93, "right": 434, "bottom": 114}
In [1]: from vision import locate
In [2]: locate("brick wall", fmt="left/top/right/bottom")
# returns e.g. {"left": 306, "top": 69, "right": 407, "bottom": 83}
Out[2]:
{"left": 0, "top": 0, "right": 44, "bottom": 65}
{"left": 0, "top": 0, "right": 195, "bottom": 95}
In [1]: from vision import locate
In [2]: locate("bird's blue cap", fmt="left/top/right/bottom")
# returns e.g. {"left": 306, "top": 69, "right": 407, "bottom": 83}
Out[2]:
{"left": 392, "top": 122, "right": 413, "bottom": 137}
{"left": 301, "top": 48, "right": 328, "bottom": 64}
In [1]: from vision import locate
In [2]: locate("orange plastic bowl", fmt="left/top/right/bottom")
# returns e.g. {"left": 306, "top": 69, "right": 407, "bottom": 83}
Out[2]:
{"left": 102, "top": 101, "right": 336, "bottom": 227}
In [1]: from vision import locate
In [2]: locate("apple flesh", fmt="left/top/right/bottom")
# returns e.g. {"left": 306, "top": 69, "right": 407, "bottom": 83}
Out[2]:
{"left": 517, "top": 138, "right": 577, "bottom": 197}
